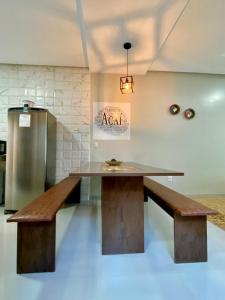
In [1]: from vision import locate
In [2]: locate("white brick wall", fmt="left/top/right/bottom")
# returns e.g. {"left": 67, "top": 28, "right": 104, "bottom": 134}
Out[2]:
{"left": 0, "top": 64, "right": 90, "bottom": 201}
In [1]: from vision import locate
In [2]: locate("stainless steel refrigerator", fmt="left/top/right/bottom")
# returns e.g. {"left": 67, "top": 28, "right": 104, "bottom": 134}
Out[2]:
{"left": 5, "top": 105, "right": 56, "bottom": 213}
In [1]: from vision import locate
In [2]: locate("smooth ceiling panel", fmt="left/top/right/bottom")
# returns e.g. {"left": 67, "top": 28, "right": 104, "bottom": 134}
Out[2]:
{"left": 83, "top": 0, "right": 188, "bottom": 74}
{"left": 0, "top": 0, "right": 85, "bottom": 67}
{"left": 151, "top": 0, "right": 225, "bottom": 74}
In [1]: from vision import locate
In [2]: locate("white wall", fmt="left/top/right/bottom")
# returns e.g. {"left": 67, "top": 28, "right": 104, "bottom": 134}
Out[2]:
{"left": 91, "top": 71, "right": 225, "bottom": 196}
{"left": 0, "top": 64, "right": 90, "bottom": 200}
{"left": 1, "top": 66, "right": 225, "bottom": 197}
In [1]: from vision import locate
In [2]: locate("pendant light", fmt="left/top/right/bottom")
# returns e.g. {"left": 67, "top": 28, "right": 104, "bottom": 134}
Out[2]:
{"left": 120, "top": 42, "right": 134, "bottom": 94}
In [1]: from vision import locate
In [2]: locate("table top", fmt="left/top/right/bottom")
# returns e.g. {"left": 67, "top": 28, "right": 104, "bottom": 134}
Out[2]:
{"left": 69, "top": 162, "right": 184, "bottom": 177}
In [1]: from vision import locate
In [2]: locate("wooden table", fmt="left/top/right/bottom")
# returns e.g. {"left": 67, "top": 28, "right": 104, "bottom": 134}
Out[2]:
{"left": 70, "top": 162, "right": 184, "bottom": 255}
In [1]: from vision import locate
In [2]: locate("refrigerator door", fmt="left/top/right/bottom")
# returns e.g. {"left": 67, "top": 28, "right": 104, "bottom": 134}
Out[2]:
{"left": 5, "top": 109, "right": 47, "bottom": 211}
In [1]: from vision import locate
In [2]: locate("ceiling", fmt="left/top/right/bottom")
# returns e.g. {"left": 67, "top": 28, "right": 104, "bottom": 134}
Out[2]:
{"left": 0, "top": 0, "right": 225, "bottom": 75}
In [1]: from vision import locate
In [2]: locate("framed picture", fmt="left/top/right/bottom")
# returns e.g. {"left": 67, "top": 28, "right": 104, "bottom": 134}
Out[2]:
{"left": 169, "top": 104, "right": 180, "bottom": 115}
{"left": 93, "top": 102, "right": 131, "bottom": 140}
{"left": 184, "top": 108, "right": 195, "bottom": 119}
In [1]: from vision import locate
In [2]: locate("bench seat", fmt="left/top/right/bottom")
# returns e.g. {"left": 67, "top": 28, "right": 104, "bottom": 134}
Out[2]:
{"left": 144, "top": 177, "right": 217, "bottom": 263}
{"left": 8, "top": 176, "right": 81, "bottom": 223}
{"left": 7, "top": 175, "right": 81, "bottom": 274}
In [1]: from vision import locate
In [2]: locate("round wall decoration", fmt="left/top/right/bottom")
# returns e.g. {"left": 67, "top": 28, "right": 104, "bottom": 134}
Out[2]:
{"left": 184, "top": 108, "right": 195, "bottom": 119}
{"left": 169, "top": 104, "right": 180, "bottom": 115}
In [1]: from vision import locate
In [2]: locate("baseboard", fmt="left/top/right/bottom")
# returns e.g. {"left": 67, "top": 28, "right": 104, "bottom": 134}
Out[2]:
{"left": 187, "top": 194, "right": 225, "bottom": 198}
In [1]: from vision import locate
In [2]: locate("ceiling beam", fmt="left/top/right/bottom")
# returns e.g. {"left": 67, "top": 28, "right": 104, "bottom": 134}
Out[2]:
{"left": 75, "top": 0, "right": 89, "bottom": 68}
{"left": 148, "top": 0, "right": 191, "bottom": 72}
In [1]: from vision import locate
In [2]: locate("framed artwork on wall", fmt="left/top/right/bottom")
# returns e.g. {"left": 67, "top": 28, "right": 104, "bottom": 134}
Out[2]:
{"left": 169, "top": 104, "right": 180, "bottom": 115}
{"left": 93, "top": 102, "right": 130, "bottom": 140}
{"left": 184, "top": 108, "right": 195, "bottom": 119}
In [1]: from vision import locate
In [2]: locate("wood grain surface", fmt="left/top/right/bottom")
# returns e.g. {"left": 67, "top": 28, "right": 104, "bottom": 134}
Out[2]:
{"left": 17, "top": 218, "right": 56, "bottom": 274}
{"left": 102, "top": 176, "right": 144, "bottom": 254}
{"left": 70, "top": 162, "right": 184, "bottom": 177}
{"left": 7, "top": 176, "right": 81, "bottom": 223}
{"left": 144, "top": 178, "right": 217, "bottom": 216}
{"left": 144, "top": 177, "right": 217, "bottom": 263}
{"left": 174, "top": 214, "right": 207, "bottom": 263}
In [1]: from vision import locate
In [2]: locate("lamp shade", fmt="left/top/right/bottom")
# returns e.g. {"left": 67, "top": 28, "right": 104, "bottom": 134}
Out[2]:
{"left": 120, "top": 76, "right": 134, "bottom": 94}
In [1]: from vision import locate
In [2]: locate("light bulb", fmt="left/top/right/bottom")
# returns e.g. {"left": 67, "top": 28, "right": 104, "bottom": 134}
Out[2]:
{"left": 124, "top": 82, "right": 130, "bottom": 90}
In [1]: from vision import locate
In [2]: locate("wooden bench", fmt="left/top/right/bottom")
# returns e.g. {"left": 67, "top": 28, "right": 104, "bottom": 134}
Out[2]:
{"left": 144, "top": 177, "right": 217, "bottom": 263}
{"left": 7, "top": 176, "right": 81, "bottom": 274}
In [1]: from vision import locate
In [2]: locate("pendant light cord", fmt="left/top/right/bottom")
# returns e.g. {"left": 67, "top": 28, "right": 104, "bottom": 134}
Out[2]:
{"left": 126, "top": 49, "right": 128, "bottom": 76}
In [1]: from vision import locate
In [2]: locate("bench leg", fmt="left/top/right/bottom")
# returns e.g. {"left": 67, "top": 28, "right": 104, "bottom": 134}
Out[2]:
{"left": 174, "top": 213, "right": 207, "bottom": 263}
{"left": 65, "top": 180, "right": 81, "bottom": 204}
{"left": 144, "top": 187, "right": 148, "bottom": 202}
{"left": 17, "top": 218, "right": 56, "bottom": 274}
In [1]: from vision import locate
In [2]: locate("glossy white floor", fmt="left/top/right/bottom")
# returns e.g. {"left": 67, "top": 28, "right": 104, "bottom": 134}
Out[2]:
{"left": 1, "top": 201, "right": 225, "bottom": 300}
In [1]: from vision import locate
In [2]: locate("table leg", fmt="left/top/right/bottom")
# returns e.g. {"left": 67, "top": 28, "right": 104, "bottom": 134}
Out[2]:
{"left": 102, "top": 176, "right": 144, "bottom": 254}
